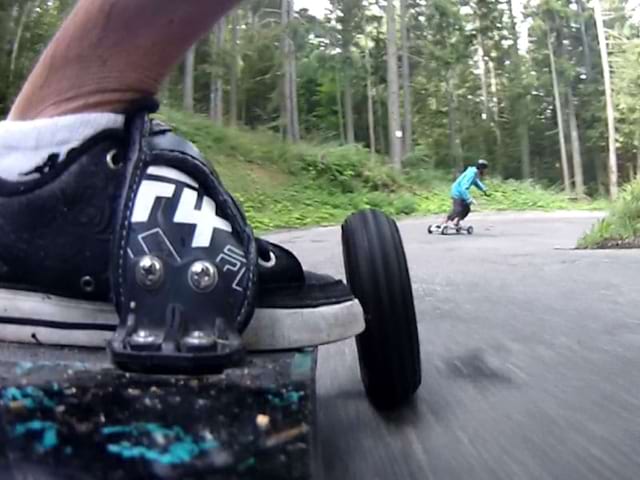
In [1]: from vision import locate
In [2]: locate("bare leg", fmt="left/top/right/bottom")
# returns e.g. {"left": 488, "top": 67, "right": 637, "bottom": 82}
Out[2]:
{"left": 444, "top": 201, "right": 457, "bottom": 226}
{"left": 9, "top": 0, "right": 239, "bottom": 120}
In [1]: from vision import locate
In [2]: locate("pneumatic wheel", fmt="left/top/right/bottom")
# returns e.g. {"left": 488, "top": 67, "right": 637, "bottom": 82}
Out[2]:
{"left": 467, "top": 226, "right": 474, "bottom": 235}
{"left": 341, "top": 209, "right": 422, "bottom": 410}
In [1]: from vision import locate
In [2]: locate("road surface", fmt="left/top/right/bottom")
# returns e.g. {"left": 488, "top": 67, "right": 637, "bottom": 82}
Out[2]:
{"left": 267, "top": 211, "right": 640, "bottom": 480}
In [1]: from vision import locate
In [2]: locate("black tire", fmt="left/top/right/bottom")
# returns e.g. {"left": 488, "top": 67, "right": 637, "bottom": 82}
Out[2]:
{"left": 467, "top": 226, "right": 474, "bottom": 235}
{"left": 441, "top": 225, "right": 449, "bottom": 236}
{"left": 428, "top": 225, "right": 434, "bottom": 235}
{"left": 342, "top": 209, "right": 421, "bottom": 410}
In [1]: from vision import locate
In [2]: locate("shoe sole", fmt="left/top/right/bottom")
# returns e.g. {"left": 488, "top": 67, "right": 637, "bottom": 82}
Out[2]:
{"left": 0, "top": 288, "right": 365, "bottom": 352}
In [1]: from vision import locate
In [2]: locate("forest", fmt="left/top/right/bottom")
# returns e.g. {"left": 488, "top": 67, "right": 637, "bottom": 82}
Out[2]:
{"left": 1, "top": 0, "right": 639, "bottom": 201}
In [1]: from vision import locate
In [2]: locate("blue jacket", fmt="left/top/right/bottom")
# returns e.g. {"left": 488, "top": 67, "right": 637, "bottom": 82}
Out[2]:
{"left": 451, "top": 166, "right": 487, "bottom": 202}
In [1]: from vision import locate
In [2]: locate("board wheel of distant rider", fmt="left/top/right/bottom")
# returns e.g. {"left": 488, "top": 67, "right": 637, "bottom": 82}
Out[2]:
{"left": 427, "top": 224, "right": 474, "bottom": 236}
{"left": 427, "top": 224, "right": 446, "bottom": 235}
{"left": 341, "top": 209, "right": 422, "bottom": 410}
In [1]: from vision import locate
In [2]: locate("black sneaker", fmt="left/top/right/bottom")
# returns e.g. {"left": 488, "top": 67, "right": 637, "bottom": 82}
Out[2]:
{"left": 0, "top": 104, "right": 364, "bottom": 373}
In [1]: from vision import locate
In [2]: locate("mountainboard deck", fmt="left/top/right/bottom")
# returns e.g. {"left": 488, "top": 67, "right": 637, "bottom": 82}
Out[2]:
{"left": 0, "top": 343, "right": 317, "bottom": 480}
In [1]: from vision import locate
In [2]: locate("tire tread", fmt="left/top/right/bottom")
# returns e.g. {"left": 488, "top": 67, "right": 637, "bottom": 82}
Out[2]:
{"left": 342, "top": 209, "right": 421, "bottom": 409}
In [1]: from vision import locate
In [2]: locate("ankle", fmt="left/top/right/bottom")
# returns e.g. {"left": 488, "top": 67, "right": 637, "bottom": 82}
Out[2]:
{"left": 0, "top": 113, "right": 124, "bottom": 182}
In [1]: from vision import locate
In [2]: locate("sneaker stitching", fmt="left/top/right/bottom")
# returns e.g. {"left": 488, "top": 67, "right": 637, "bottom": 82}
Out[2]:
{"left": 117, "top": 119, "right": 147, "bottom": 310}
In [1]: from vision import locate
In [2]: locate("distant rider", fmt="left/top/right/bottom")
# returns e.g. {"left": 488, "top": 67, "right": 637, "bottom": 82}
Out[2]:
{"left": 443, "top": 159, "right": 490, "bottom": 227}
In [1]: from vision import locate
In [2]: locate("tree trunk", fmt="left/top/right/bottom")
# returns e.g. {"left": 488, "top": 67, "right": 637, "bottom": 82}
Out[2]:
{"left": 386, "top": 0, "right": 403, "bottom": 169}
{"left": 336, "top": 70, "right": 346, "bottom": 144}
{"left": 281, "top": 0, "right": 299, "bottom": 143}
{"left": 594, "top": 154, "right": 606, "bottom": 196}
{"left": 376, "top": 91, "right": 387, "bottom": 154}
{"left": 342, "top": 23, "right": 355, "bottom": 144}
{"left": 184, "top": 45, "right": 196, "bottom": 113}
{"left": 547, "top": 30, "right": 571, "bottom": 194}
{"left": 636, "top": 130, "right": 640, "bottom": 179}
{"left": 577, "top": 0, "right": 596, "bottom": 189}
{"left": 281, "top": 0, "right": 293, "bottom": 141}
{"left": 229, "top": 12, "right": 239, "bottom": 127}
{"left": 447, "top": 69, "right": 463, "bottom": 172}
{"left": 593, "top": 0, "right": 618, "bottom": 199}
{"left": 567, "top": 88, "right": 585, "bottom": 197}
{"left": 344, "top": 78, "right": 356, "bottom": 144}
{"left": 216, "top": 19, "right": 225, "bottom": 124}
{"left": 364, "top": 29, "right": 377, "bottom": 157}
{"left": 288, "top": 0, "right": 300, "bottom": 141}
{"left": 0, "top": 4, "right": 15, "bottom": 73}
{"left": 8, "top": 0, "right": 35, "bottom": 85}
{"left": 290, "top": 62, "right": 300, "bottom": 141}
{"left": 0, "top": 3, "right": 15, "bottom": 110}
{"left": 488, "top": 59, "right": 501, "bottom": 130}
{"left": 506, "top": 0, "right": 531, "bottom": 179}
{"left": 210, "top": 19, "right": 226, "bottom": 125}
{"left": 519, "top": 120, "right": 531, "bottom": 180}
{"left": 400, "top": 0, "right": 413, "bottom": 155}
{"left": 477, "top": 34, "right": 490, "bottom": 122}
{"left": 576, "top": 0, "right": 594, "bottom": 77}
{"left": 488, "top": 58, "right": 503, "bottom": 173}
{"left": 476, "top": 31, "right": 490, "bottom": 161}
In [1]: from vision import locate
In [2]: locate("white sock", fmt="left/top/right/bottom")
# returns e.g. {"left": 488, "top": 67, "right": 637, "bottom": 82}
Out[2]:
{"left": 0, "top": 113, "right": 125, "bottom": 182}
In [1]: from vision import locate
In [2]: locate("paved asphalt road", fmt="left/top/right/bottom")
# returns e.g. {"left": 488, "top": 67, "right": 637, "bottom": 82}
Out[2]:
{"left": 267, "top": 211, "right": 640, "bottom": 480}
{"left": 3, "top": 211, "right": 639, "bottom": 480}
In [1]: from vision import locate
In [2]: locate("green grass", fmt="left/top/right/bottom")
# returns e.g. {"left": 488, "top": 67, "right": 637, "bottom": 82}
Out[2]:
{"left": 578, "top": 181, "right": 640, "bottom": 249}
{"left": 156, "top": 108, "right": 606, "bottom": 233}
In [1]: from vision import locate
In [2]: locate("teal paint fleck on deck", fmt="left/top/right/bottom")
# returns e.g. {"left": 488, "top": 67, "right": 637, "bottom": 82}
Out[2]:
{"left": 15, "top": 361, "right": 89, "bottom": 376}
{"left": 102, "top": 423, "right": 220, "bottom": 465}
{"left": 12, "top": 421, "right": 59, "bottom": 453}
{"left": 1, "top": 386, "right": 56, "bottom": 410}
{"left": 291, "top": 351, "right": 314, "bottom": 380}
{"left": 268, "top": 390, "right": 305, "bottom": 408}
{"left": 238, "top": 457, "right": 257, "bottom": 472}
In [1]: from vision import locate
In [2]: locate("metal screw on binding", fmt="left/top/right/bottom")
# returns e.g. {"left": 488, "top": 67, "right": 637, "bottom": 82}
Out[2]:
{"left": 129, "top": 329, "right": 158, "bottom": 346}
{"left": 188, "top": 261, "right": 219, "bottom": 293}
{"left": 183, "top": 330, "right": 216, "bottom": 348}
{"left": 135, "top": 255, "right": 164, "bottom": 290}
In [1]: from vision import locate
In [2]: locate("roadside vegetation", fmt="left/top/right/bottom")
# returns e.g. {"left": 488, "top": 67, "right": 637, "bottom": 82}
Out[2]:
{"left": 161, "top": 109, "right": 607, "bottom": 233}
{"left": 578, "top": 181, "right": 640, "bottom": 249}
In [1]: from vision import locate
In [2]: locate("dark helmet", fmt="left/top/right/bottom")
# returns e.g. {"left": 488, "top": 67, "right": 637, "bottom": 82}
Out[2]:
{"left": 477, "top": 159, "right": 489, "bottom": 171}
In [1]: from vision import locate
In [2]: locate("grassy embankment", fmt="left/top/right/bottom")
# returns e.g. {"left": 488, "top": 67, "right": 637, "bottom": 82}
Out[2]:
{"left": 578, "top": 181, "right": 640, "bottom": 249}
{"left": 158, "top": 109, "right": 607, "bottom": 234}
